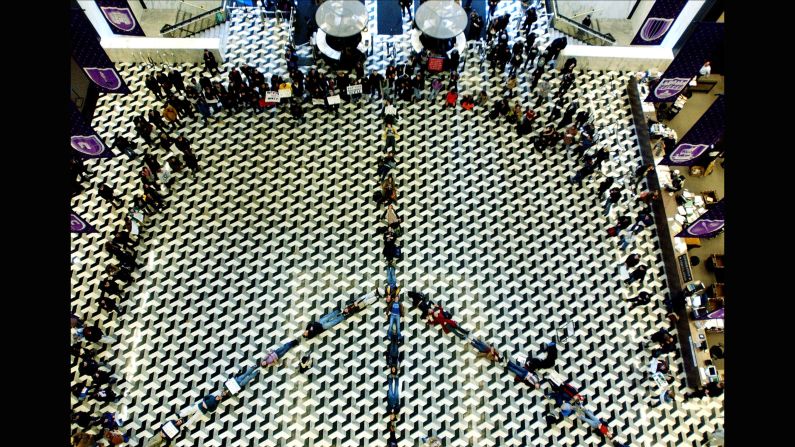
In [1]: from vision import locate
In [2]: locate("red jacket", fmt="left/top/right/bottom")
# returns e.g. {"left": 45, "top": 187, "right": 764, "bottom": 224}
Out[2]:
{"left": 429, "top": 306, "right": 458, "bottom": 333}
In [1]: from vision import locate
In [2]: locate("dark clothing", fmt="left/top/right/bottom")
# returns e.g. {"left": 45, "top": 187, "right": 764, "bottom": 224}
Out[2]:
{"left": 625, "top": 254, "right": 641, "bottom": 268}
{"left": 304, "top": 321, "right": 324, "bottom": 339}
{"left": 627, "top": 292, "right": 652, "bottom": 308}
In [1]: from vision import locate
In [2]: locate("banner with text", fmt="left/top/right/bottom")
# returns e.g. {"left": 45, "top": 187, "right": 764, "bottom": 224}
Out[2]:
{"left": 70, "top": 100, "right": 113, "bottom": 159}
{"left": 70, "top": 8, "right": 131, "bottom": 94}
{"left": 71, "top": 211, "right": 98, "bottom": 234}
{"left": 631, "top": 0, "right": 688, "bottom": 46}
{"left": 676, "top": 199, "right": 725, "bottom": 239}
{"left": 660, "top": 95, "right": 725, "bottom": 166}
{"left": 95, "top": 0, "right": 145, "bottom": 36}
{"left": 645, "top": 22, "right": 724, "bottom": 103}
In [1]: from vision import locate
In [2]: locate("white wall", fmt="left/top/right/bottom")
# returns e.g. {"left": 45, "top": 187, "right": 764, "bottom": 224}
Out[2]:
{"left": 661, "top": 0, "right": 706, "bottom": 49}
{"left": 557, "top": 44, "right": 674, "bottom": 72}
{"left": 103, "top": 36, "right": 223, "bottom": 63}
{"left": 556, "top": 1, "right": 634, "bottom": 20}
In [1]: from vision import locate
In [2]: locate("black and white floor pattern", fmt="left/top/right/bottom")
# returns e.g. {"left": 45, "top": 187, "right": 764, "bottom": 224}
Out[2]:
{"left": 70, "top": 3, "right": 723, "bottom": 447}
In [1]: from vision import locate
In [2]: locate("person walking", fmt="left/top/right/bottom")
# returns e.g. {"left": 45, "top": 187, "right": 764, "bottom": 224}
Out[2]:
{"left": 99, "top": 183, "right": 124, "bottom": 209}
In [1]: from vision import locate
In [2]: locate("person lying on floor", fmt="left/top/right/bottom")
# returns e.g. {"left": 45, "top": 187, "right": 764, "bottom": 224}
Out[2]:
{"left": 260, "top": 340, "right": 300, "bottom": 366}
{"left": 470, "top": 337, "right": 502, "bottom": 363}
{"left": 524, "top": 341, "right": 558, "bottom": 372}
{"left": 506, "top": 359, "right": 541, "bottom": 389}
{"left": 407, "top": 290, "right": 435, "bottom": 318}
{"left": 426, "top": 305, "right": 469, "bottom": 339}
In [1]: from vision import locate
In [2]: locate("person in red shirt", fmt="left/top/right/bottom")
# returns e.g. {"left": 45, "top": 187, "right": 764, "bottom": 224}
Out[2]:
{"left": 426, "top": 305, "right": 469, "bottom": 339}
{"left": 445, "top": 88, "right": 459, "bottom": 108}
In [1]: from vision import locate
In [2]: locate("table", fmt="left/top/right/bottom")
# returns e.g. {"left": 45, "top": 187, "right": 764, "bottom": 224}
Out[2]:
{"left": 414, "top": 0, "right": 468, "bottom": 39}
{"left": 682, "top": 237, "right": 701, "bottom": 249}
{"left": 315, "top": 0, "right": 368, "bottom": 37}
{"left": 315, "top": 29, "right": 341, "bottom": 60}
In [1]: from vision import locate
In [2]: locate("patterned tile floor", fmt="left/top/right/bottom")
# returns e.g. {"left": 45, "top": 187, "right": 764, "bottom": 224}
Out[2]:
{"left": 71, "top": 2, "right": 723, "bottom": 446}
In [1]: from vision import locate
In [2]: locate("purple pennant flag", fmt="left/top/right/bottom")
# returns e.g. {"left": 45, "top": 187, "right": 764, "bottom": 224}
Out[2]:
{"left": 71, "top": 211, "right": 97, "bottom": 234}
{"left": 645, "top": 22, "right": 724, "bottom": 103}
{"left": 676, "top": 199, "right": 725, "bottom": 239}
{"left": 631, "top": 0, "right": 688, "bottom": 46}
{"left": 706, "top": 308, "right": 724, "bottom": 319}
{"left": 70, "top": 100, "right": 113, "bottom": 159}
{"left": 660, "top": 96, "right": 725, "bottom": 166}
{"left": 95, "top": 0, "right": 145, "bottom": 36}
{"left": 70, "top": 8, "right": 131, "bottom": 94}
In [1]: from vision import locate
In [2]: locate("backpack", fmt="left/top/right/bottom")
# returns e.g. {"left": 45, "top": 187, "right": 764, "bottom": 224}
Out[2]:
{"left": 606, "top": 226, "right": 618, "bottom": 237}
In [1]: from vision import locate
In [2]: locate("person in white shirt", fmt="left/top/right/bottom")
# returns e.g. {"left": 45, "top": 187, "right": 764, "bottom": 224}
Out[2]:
{"left": 699, "top": 61, "right": 711, "bottom": 77}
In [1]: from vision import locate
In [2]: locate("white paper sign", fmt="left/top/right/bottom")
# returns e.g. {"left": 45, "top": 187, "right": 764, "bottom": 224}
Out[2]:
{"left": 162, "top": 422, "right": 179, "bottom": 439}
{"left": 265, "top": 91, "right": 281, "bottom": 103}
{"left": 385, "top": 105, "right": 397, "bottom": 116}
{"left": 347, "top": 84, "right": 363, "bottom": 95}
{"left": 278, "top": 88, "right": 292, "bottom": 98}
{"left": 312, "top": 98, "right": 325, "bottom": 106}
{"left": 327, "top": 95, "right": 341, "bottom": 105}
{"left": 224, "top": 378, "right": 241, "bottom": 394}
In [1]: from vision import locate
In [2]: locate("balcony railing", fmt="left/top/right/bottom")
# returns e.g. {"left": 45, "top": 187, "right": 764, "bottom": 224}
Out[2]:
{"left": 546, "top": 0, "right": 616, "bottom": 46}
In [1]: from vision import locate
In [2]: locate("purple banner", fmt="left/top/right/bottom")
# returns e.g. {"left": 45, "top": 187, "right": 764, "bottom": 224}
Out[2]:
{"left": 95, "top": 0, "right": 145, "bottom": 36}
{"left": 645, "top": 22, "right": 724, "bottom": 102}
{"left": 71, "top": 211, "right": 98, "bottom": 234}
{"left": 70, "top": 8, "right": 131, "bottom": 94}
{"left": 631, "top": 0, "right": 688, "bottom": 46}
{"left": 706, "top": 307, "right": 724, "bottom": 319}
{"left": 660, "top": 96, "right": 725, "bottom": 166}
{"left": 70, "top": 100, "right": 113, "bottom": 159}
{"left": 676, "top": 199, "right": 725, "bottom": 239}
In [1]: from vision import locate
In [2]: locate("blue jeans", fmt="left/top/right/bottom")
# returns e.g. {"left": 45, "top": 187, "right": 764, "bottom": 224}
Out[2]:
{"left": 386, "top": 266, "right": 397, "bottom": 287}
{"left": 387, "top": 376, "right": 400, "bottom": 407}
{"left": 507, "top": 360, "right": 528, "bottom": 378}
{"left": 319, "top": 310, "right": 345, "bottom": 329}
{"left": 235, "top": 366, "right": 259, "bottom": 388}
{"left": 274, "top": 340, "right": 298, "bottom": 358}
{"left": 471, "top": 338, "right": 489, "bottom": 353}
{"left": 619, "top": 235, "right": 631, "bottom": 250}
{"left": 604, "top": 199, "right": 613, "bottom": 216}
{"left": 387, "top": 313, "right": 401, "bottom": 339}
{"left": 578, "top": 409, "right": 601, "bottom": 429}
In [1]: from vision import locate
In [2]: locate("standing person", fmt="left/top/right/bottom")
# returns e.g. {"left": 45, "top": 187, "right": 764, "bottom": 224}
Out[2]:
{"left": 260, "top": 340, "right": 300, "bottom": 367}
{"left": 105, "top": 241, "right": 139, "bottom": 270}
{"left": 98, "top": 183, "right": 123, "bottom": 209}
{"left": 113, "top": 135, "right": 137, "bottom": 159}
{"left": 383, "top": 124, "right": 400, "bottom": 152}
{"left": 625, "top": 265, "right": 649, "bottom": 285}
{"left": 182, "top": 149, "right": 200, "bottom": 175}
{"left": 429, "top": 75, "right": 444, "bottom": 102}
{"left": 298, "top": 353, "right": 313, "bottom": 374}
{"left": 626, "top": 291, "right": 653, "bottom": 308}
{"left": 445, "top": 88, "right": 459, "bottom": 108}
{"left": 487, "top": 0, "right": 499, "bottom": 18}
{"left": 522, "top": 6, "right": 538, "bottom": 34}
{"left": 145, "top": 73, "right": 162, "bottom": 98}
{"left": 684, "top": 381, "right": 724, "bottom": 400}
{"left": 604, "top": 187, "right": 622, "bottom": 216}
{"left": 634, "top": 164, "right": 655, "bottom": 188}
{"left": 203, "top": 49, "right": 220, "bottom": 74}
{"left": 169, "top": 68, "right": 186, "bottom": 92}
{"left": 162, "top": 102, "right": 180, "bottom": 129}
{"left": 369, "top": 70, "right": 384, "bottom": 99}
{"left": 148, "top": 109, "right": 167, "bottom": 131}
{"left": 399, "top": 0, "right": 412, "bottom": 20}
{"left": 468, "top": 10, "right": 483, "bottom": 40}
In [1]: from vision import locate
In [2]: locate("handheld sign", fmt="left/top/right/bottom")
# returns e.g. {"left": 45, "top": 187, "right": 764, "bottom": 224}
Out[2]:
{"left": 327, "top": 94, "right": 341, "bottom": 105}
{"left": 224, "top": 378, "right": 241, "bottom": 395}
{"left": 312, "top": 98, "right": 325, "bottom": 106}
{"left": 162, "top": 421, "right": 179, "bottom": 439}
{"left": 347, "top": 84, "right": 363, "bottom": 95}
{"left": 278, "top": 88, "right": 292, "bottom": 98}
{"left": 385, "top": 105, "right": 397, "bottom": 116}
{"left": 265, "top": 91, "right": 281, "bottom": 103}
